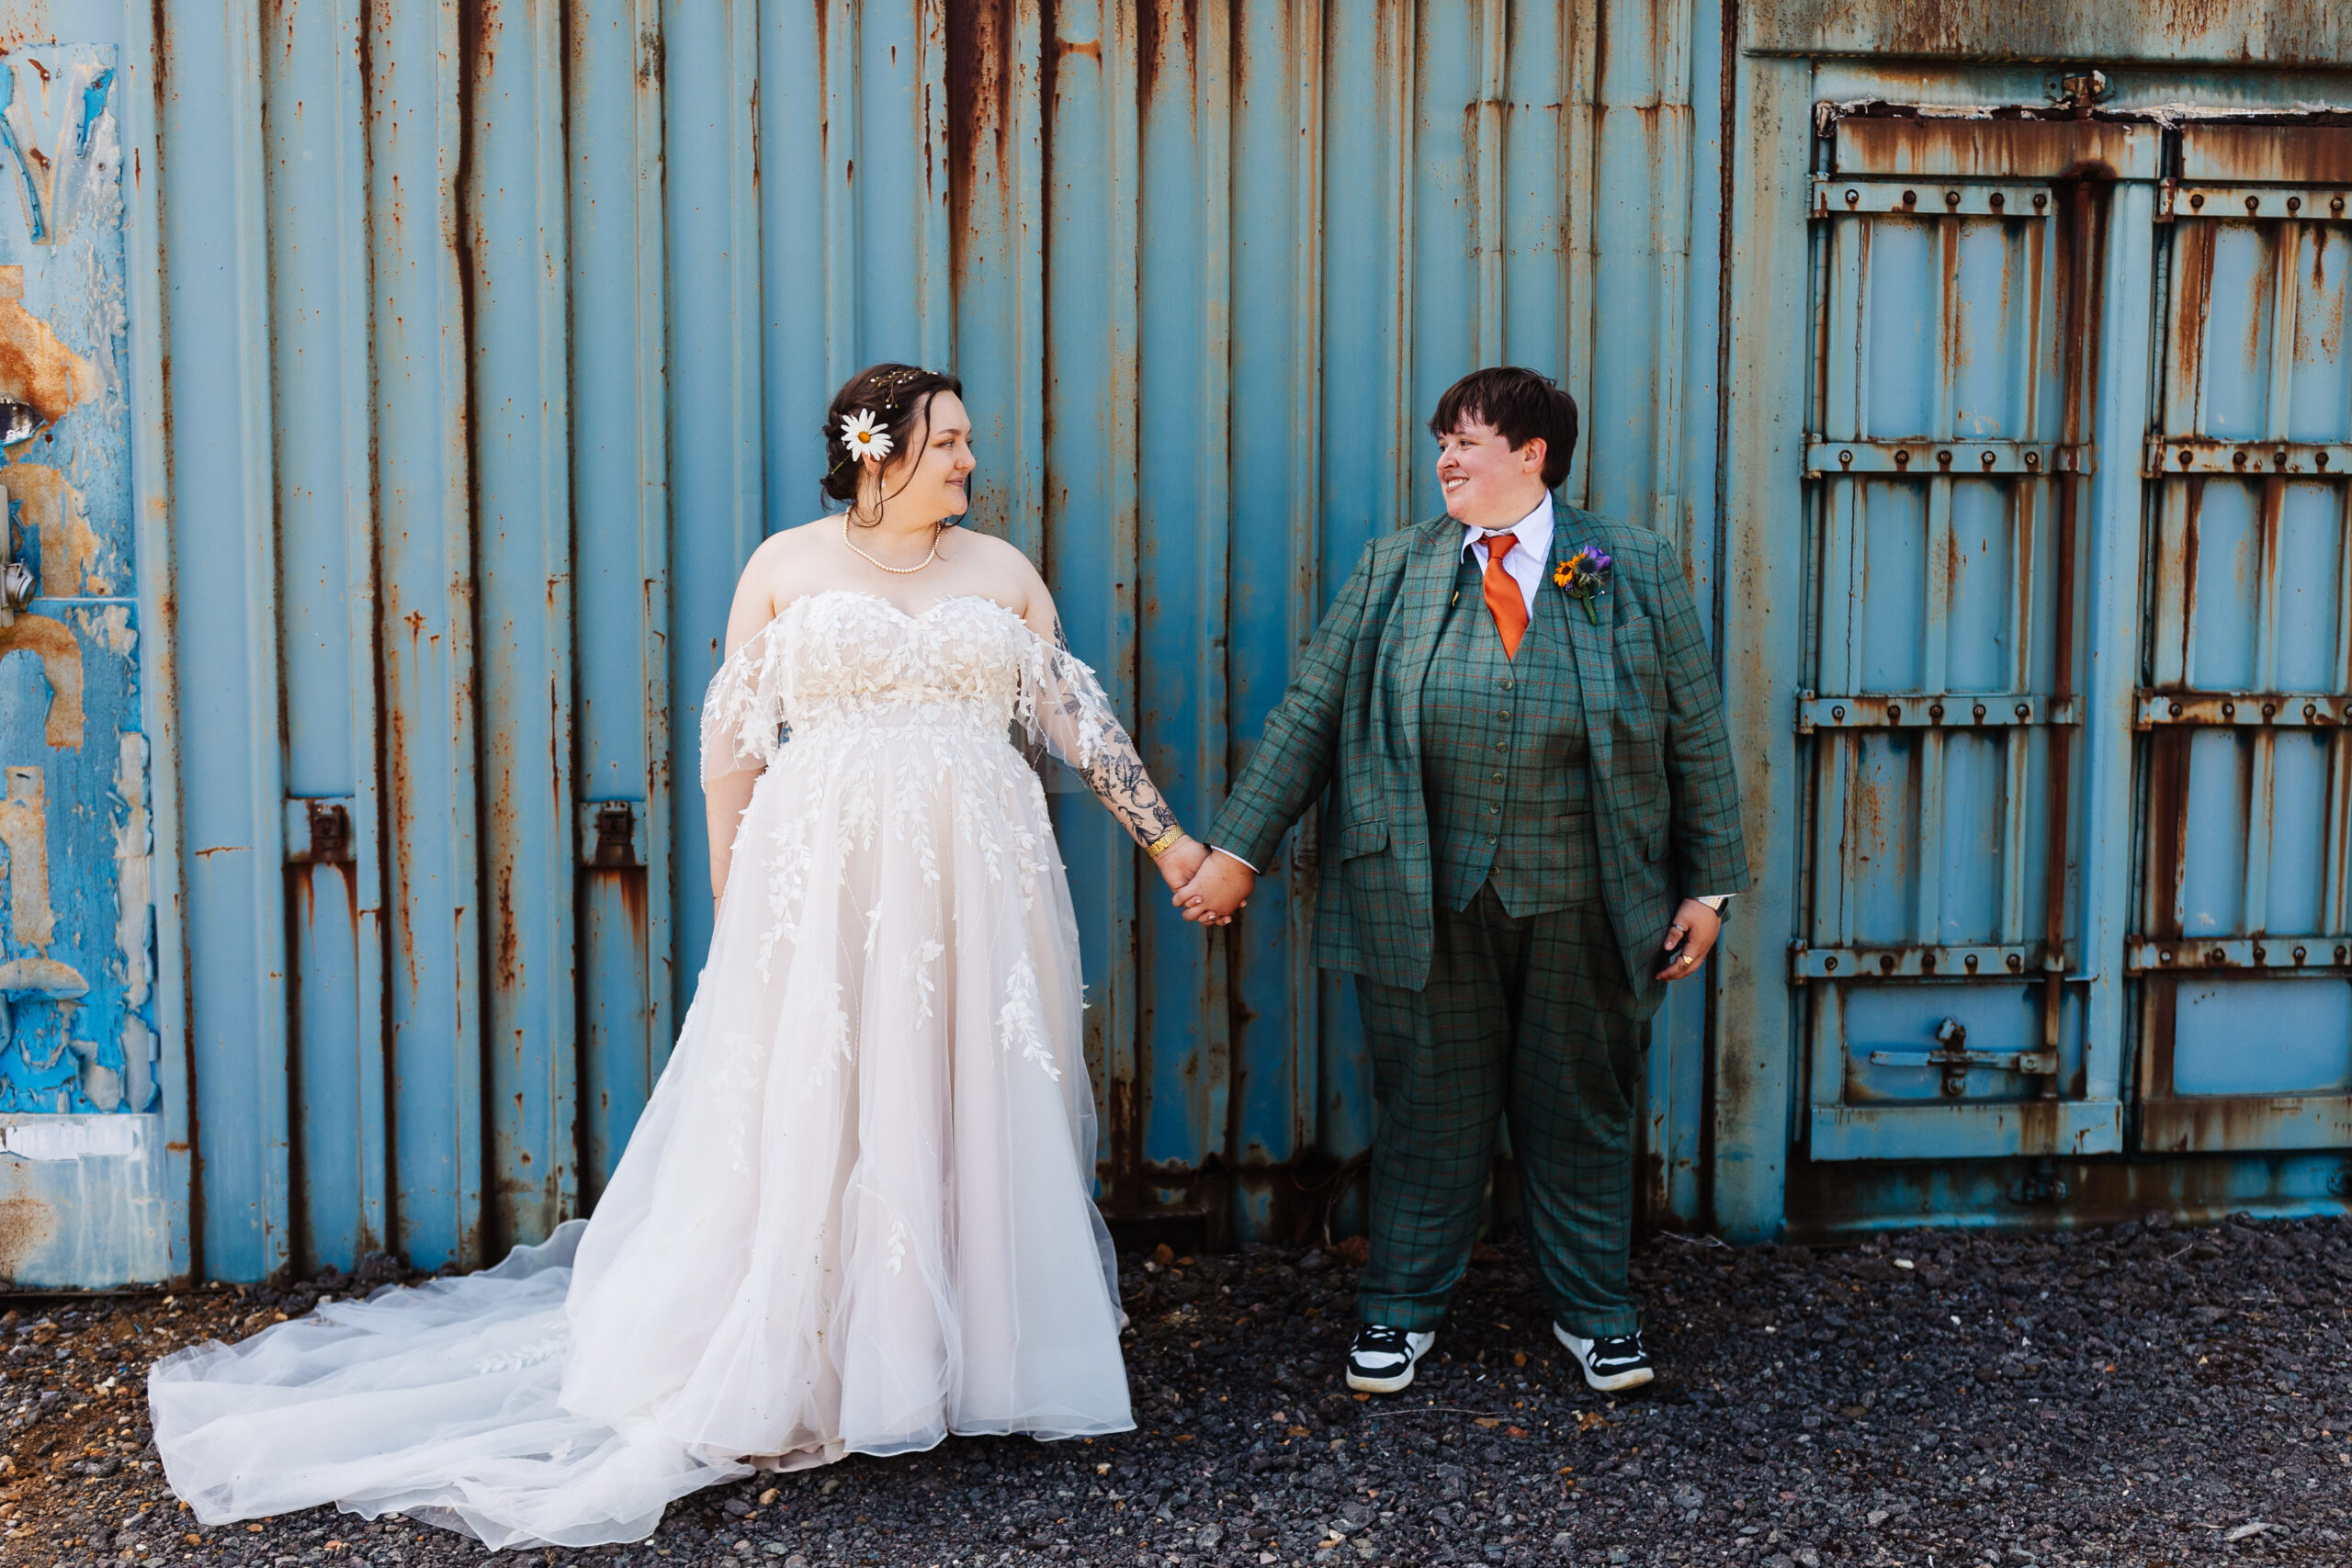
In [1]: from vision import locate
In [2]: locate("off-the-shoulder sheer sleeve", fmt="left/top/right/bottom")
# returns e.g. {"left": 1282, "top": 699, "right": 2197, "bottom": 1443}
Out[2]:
{"left": 1012, "top": 626, "right": 1182, "bottom": 850}
{"left": 700, "top": 625, "right": 791, "bottom": 785}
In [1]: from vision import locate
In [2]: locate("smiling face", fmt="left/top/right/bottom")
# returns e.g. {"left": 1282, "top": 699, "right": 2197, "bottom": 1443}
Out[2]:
{"left": 1433, "top": 413, "right": 1551, "bottom": 530}
{"left": 867, "top": 389, "right": 978, "bottom": 522}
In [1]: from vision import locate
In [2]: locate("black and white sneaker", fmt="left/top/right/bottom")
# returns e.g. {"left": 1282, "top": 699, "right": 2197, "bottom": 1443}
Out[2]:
{"left": 1344, "top": 1325, "right": 1436, "bottom": 1393}
{"left": 1554, "top": 1325, "right": 1655, "bottom": 1392}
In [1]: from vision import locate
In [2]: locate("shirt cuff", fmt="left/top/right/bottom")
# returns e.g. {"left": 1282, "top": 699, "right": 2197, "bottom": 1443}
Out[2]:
{"left": 1692, "top": 894, "right": 1731, "bottom": 913}
{"left": 1210, "top": 846, "right": 1261, "bottom": 874}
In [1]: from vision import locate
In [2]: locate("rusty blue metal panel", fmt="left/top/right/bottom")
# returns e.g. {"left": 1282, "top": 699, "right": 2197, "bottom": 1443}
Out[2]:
{"left": 1135, "top": 0, "right": 1231, "bottom": 1202}
{"left": 1223, "top": 0, "right": 1321, "bottom": 1211}
{"left": 469, "top": 0, "right": 578, "bottom": 1255}
{"left": 944, "top": 0, "right": 1045, "bottom": 561}
{"left": 1713, "top": 51, "right": 1813, "bottom": 1242}
{"left": 1041, "top": 0, "right": 1142, "bottom": 1206}
{"left": 1308, "top": 1, "right": 1413, "bottom": 1233}
{"left": 856, "top": 0, "right": 951, "bottom": 371}
{"left": 158, "top": 5, "right": 295, "bottom": 1283}
{"left": 1406, "top": 0, "right": 1482, "bottom": 489}
{"left": 368, "top": 0, "right": 483, "bottom": 1272}
{"left": 756, "top": 0, "right": 833, "bottom": 530}
{"left": 571, "top": 0, "right": 671, "bottom": 1209}
{"left": 264, "top": 0, "right": 388, "bottom": 1278}
{"left": 663, "top": 0, "right": 762, "bottom": 1007}
{"left": 1646, "top": 0, "right": 1728, "bottom": 1225}
{"left": 121, "top": 0, "right": 187, "bottom": 1285}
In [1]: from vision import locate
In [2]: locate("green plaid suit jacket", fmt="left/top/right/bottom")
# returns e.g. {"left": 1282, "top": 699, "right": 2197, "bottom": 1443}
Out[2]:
{"left": 1208, "top": 507, "right": 1749, "bottom": 1000}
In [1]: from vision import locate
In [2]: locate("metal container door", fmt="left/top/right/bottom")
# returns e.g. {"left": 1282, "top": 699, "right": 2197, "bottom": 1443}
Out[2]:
{"left": 2133, "top": 125, "right": 2352, "bottom": 1154}
{"left": 1795, "top": 118, "right": 2154, "bottom": 1161}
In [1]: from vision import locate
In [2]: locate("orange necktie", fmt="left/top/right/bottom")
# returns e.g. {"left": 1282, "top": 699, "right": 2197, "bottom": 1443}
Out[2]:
{"left": 1480, "top": 531, "right": 1529, "bottom": 659}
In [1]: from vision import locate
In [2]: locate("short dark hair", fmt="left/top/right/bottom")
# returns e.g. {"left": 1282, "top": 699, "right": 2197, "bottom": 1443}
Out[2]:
{"left": 820, "top": 362, "right": 967, "bottom": 509}
{"left": 1428, "top": 367, "right": 1578, "bottom": 489}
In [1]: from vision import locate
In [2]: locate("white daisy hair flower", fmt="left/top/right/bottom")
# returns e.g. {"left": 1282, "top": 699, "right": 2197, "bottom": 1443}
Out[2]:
{"left": 840, "top": 409, "right": 894, "bottom": 462}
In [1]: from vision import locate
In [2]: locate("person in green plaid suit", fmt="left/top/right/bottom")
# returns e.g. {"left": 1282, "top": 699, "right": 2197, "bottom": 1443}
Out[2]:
{"left": 1173, "top": 367, "right": 1747, "bottom": 1393}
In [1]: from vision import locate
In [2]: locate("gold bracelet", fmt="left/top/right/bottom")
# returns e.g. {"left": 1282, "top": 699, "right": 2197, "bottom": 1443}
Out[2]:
{"left": 1143, "top": 826, "right": 1188, "bottom": 859}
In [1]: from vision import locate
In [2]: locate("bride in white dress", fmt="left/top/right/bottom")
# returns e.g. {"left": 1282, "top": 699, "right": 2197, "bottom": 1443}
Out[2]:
{"left": 146, "top": 367, "right": 1218, "bottom": 1550}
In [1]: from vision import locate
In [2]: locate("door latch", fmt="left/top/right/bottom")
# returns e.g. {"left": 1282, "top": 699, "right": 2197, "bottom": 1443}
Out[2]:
{"left": 1868, "top": 1018, "right": 2057, "bottom": 1098}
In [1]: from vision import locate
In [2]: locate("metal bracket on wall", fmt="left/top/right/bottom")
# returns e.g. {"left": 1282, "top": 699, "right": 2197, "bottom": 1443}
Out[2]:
{"left": 1796, "top": 690, "right": 2077, "bottom": 733}
{"left": 577, "top": 799, "right": 646, "bottom": 869}
{"left": 2133, "top": 690, "right": 2352, "bottom": 728}
{"left": 1803, "top": 439, "right": 2092, "bottom": 478}
{"left": 2125, "top": 936, "right": 2352, "bottom": 975}
{"left": 1790, "top": 941, "right": 2070, "bottom": 982}
{"left": 1811, "top": 178, "right": 2055, "bottom": 219}
{"left": 2160, "top": 184, "right": 2350, "bottom": 223}
{"left": 282, "top": 797, "right": 355, "bottom": 864}
{"left": 2143, "top": 438, "right": 2352, "bottom": 477}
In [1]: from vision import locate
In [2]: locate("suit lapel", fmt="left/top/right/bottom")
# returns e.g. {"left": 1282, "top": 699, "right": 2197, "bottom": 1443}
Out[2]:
{"left": 1390, "top": 518, "right": 1463, "bottom": 762}
{"left": 1551, "top": 517, "right": 1616, "bottom": 780}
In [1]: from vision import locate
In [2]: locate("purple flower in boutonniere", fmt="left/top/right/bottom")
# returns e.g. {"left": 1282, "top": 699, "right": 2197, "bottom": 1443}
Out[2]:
{"left": 1553, "top": 547, "right": 1613, "bottom": 624}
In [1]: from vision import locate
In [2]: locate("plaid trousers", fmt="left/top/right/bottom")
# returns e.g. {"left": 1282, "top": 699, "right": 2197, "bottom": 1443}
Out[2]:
{"left": 1352, "top": 880, "right": 1645, "bottom": 1339}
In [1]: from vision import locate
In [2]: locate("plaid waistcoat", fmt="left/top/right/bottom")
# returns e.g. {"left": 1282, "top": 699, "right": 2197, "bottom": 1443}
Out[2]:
{"left": 1208, "top": 506, "right": 1749, "bottom": 998}
{"left": 1422, "top": 552, "right": 1600, "bottom": 916}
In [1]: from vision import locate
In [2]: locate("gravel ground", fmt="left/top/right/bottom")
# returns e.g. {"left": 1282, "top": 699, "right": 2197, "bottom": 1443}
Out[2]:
{"left": 2, "top": 1211, "right": 2346, "bottom": 1568}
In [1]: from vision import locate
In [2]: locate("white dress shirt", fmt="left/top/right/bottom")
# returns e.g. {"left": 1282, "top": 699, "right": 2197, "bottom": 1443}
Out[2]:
{"left": 1216, "top": 490, "right": 1726, "bottom": 915}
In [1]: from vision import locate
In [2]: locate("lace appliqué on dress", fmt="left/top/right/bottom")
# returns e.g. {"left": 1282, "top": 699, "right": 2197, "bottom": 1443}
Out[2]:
{"left": 472, "top": 1327, "right": 573, "bottom": 1376}
{"left": 997, "top": 957, "right": 1057, "bottom": 1081}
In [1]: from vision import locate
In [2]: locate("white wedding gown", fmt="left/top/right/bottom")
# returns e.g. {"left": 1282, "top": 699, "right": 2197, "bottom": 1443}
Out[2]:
{"left": 149, "top": 592, "right": 1140, "bottom": 1549}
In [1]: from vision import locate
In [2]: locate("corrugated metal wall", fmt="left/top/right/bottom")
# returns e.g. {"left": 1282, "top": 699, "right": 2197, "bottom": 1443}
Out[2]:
{"left": 139, "top": 0, "right": 1724, "bottom": 1281}
{"left": 8, "top": 0, "right": 2346, "bottom": 1289}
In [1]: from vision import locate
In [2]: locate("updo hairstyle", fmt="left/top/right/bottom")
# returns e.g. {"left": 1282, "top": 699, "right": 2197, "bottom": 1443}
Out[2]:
{"left": 821, "top": 363, "right": 967, "bottom": 520}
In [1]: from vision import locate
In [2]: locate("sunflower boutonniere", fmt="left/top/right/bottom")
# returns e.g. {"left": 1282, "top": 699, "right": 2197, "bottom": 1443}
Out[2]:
{"left": 1553, "top": 547, "right": 1613, "bottom": 624}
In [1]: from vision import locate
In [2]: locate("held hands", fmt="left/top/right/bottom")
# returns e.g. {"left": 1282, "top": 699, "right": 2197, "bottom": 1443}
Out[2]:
{"left": 1655, "top": 897, "right": 1723, "bottom": 980}
{"left": 1173, "top": 852, "right": 1254, "bottom": 926}
{"left": 1151, "top": 836, "right": 1212, "bottom": 894}
{"left": 1148, "top": 835, "right": 1251, "bottom": 927}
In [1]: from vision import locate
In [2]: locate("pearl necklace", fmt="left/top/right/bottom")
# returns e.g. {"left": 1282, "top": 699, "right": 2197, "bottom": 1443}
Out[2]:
{"left": 842, "top": 514, "right": 941, "bottom": 575}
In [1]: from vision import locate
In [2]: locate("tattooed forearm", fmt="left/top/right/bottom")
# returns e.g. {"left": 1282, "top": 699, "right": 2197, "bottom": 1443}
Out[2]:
{"left": 1077, "top": 715, "right": 1182, "bottom": 846}
{"left": 1027, "top": 621, "right": 1184, "bottom": 848}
